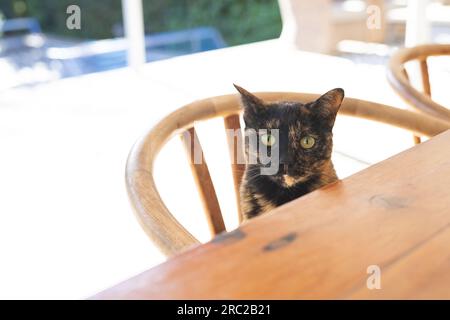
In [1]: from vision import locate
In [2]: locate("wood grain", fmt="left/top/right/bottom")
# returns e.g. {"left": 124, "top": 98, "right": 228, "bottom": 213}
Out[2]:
{"left": 399, "top": 66, "right": 421, "bottom": 144}
{"left": 420, "top": 58, "right": 431, "bottom": 97}
{"left": 100, "top": 129, "right": 450, "bottom": 299}
{"left": 180, "top": 127, "right": 225, "bottom": 236}
{"left": 223, "top": 114, "right": 245, "bottom": 223}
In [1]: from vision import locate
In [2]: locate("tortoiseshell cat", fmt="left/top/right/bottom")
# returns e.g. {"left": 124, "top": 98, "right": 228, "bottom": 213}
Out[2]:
{"left": 234, "top": 85, "right": 344, "bottom": 220}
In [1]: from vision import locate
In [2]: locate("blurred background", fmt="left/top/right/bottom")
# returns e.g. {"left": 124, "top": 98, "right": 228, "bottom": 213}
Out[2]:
{"left": 0, "top": 0, "right": 449, "bottom": 299}
{"left": 0, "top": 0, "right": 281, "bottom": 88}
{"left": 2, "top": 0, "right": 450, "bottom": 89}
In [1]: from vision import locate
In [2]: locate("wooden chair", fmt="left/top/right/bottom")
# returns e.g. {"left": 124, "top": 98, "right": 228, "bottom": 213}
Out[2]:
{"left": 387, "top": 44, "right": 450, "bottom": 144}
{"left": 126, "top": 92, "right": 450, "bottom": 257}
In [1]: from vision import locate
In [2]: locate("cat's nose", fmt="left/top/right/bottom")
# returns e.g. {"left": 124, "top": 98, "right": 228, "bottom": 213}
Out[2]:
{"left": 281, "top": 164, "right": 289, "bottom": 174}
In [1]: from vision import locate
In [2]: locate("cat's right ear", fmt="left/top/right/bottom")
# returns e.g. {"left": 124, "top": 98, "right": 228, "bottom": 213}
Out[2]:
{"left": 233, "top": 84, "right": 266, "bottom": 122}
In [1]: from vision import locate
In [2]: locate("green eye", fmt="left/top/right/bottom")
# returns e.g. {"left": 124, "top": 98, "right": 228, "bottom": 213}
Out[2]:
{"left": 300, "top": 136, "right": 315, "bottom": 149}
{"left": 260, "top": 133, "right": 276, "bottom": 146}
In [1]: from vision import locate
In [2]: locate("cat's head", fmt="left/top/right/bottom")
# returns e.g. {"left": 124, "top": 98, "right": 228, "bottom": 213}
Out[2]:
{"left": 234, "top": 84, "right": 344, "bottom": 187}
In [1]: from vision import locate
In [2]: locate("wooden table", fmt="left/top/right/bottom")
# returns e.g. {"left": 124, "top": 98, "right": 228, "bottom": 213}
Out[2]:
{"left": 94, "top": 129, "right": 450, "bottom": 299}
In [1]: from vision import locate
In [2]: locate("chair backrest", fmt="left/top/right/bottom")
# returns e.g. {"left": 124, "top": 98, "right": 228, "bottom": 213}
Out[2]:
{"left": 126, "top": 92, "right": 450, "bottom": 257}
{"left": 387, "top": 44, "right": 450, "bottom": 143}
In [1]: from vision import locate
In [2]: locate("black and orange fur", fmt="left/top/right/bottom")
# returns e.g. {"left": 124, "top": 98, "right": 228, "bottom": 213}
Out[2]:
{"left": 235, "top": 85, "right": 344, "bottom": 220}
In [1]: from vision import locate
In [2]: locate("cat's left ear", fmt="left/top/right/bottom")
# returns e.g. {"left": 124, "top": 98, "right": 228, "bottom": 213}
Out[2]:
{"left": 314, "top": 88, "right": 344, "bottom": 126}
{"left": 233, "top": 84, "right": 266, "bottom": 121}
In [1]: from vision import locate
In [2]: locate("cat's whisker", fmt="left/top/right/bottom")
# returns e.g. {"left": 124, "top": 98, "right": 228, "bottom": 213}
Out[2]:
{"left": 244, "top": 170, "right": 264, "bottom": 184}
{"left": 245, "top": 171, "right": 262, "bottom": 181}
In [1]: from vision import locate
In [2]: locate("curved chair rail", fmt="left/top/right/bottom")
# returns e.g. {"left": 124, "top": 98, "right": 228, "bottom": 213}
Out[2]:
{"left": 126, "top": 92, "right": 450, "bottom": 256}
{"left": 387, "top": 44, "right": 450, "bottom": 120}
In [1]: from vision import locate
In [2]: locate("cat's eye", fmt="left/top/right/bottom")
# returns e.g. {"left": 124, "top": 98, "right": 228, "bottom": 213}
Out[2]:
{"left": 300, "top": 136, "right": 316, "bottom": 149}
{"left": 260, "top": 133, "right": 276, "bottom": 146}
